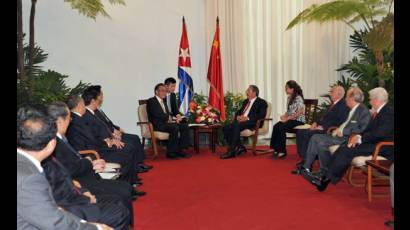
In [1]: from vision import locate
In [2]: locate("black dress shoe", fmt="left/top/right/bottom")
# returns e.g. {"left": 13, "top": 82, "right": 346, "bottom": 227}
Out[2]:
{"left": 132, "top": 181, "right": 143, "bottom": 187}
{"left": 235, "top": 146, "right": 247, "bottom": 156}
{"left": 136, "top": 167, "right": 149, "bottom": 173}
{"left": 220, "top": 151, "right": 236, "bottom": 159}
{"left": 315, "top": 178, "right": 330, "bottom": 192}
{"left": 131, "top": 195, "right": 138, "bottom": 200}
{"left": 277, "top": 152, "right": 287, "bottom": 159}
{"left": 384, "top": 220, "right": 394, "bottom": 228}
{"left": 177, "top": 151, "right": 192, "bottom": 158}
{"left": 132, "top": 190, "right": 146, "bottom": 196}
{"left": 166, "top": 154, "right": 180, "bottom": 160}
{"left": 139, "top": 164, "right": 153, "bottom": 170}
{"left": 291, "top": 166, "right": 302, "bottom": 175}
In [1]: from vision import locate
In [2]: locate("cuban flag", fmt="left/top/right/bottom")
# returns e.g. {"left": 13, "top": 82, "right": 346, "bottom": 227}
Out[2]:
{"left": 178, "top": 16, "right": 194, "bottom": 115}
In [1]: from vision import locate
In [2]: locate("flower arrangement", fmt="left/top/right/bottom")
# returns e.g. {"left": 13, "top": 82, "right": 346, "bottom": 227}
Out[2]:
{"left": 189, "top": 101, "right": 220, "bottom": 125}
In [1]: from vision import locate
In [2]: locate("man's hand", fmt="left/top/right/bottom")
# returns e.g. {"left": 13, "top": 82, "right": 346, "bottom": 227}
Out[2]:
{"left": 104, "top": 138, "right": 113, "bottom": 148}
{"left": 92, "top": 159, "right": 106, "bottom": 172}
{"left": 332, "top": 129, "right": 343, "bottom": 137}
{"left": 90, "top": 223, "right": 113, "bottom": 230}
{"left": 310, "top": 122, "right": 317, "bottom": 130}
{"left": 83, "top": 191, "right": 97, "bottom": 204}
{"left": 236, "top": 115, "right": 248, "bottom": 123}
{"left": 348, "top": 134, "right": 360, "bottom": 148}
{"left": 113, "top": 129, "right": 122, "bottom": 140}
{"left": 112, "top": 139, "right": 125, "bottom": 149}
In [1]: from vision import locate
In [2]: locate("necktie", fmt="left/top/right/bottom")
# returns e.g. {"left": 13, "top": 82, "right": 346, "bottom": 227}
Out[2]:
{"left": 160, "top": 100, "right": 168, "bottom": 114}
{"left": 371, "top": 111, "right": 378, "bottom": 120}
{"left": 61, "top": 136, "right": 82, "bottom": 158}
{"left": 241, "top": 101, "right": 251, "bottom": 116}
{"left": 320, "top": 103, "right": 336, "bottom": 122}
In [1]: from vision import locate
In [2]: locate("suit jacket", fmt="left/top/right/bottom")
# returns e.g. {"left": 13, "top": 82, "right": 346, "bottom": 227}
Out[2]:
{"left": 341, "top": 103, "right": 371, "bottom": 137}
{"left": 82, "top": 109, "right": 113, "bottom": 141}
{"left": 164, "top": 93, "right": 181, "bottom": 117}
{"left": 146, "top": 96, "right": 171, "bottom": 130}
{"left": 94, "top": 109, "right": 120, "bottom": 133}
{"left": 236, "top": 97, "right": 268, "bottom": 128}
{"left": 54, "top": 137, "right": 102, "bottom": 186}
{"left": 361, "top": 104, "right": 394, "bottom": 144}
{"left": 318, "top": 99, "right": 350, "bottom": 130}
{"left": 67, "top": 112, "right": 107, "bottom": 151}
{"left": 17, "top": 153, "right": 96, "bottom": 230}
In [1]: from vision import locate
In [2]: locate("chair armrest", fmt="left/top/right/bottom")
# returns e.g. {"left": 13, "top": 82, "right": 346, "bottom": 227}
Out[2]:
{"left": 372, "top": 141, "right": 394, "bottom": 159}
{"left": 79, "top": 150, "right": 101, "bottom": 160}
{"left": 137, "top": 121, "right": 150, "bottom": 125}
{"left": 254, "top": 118, "right": 273, "bottom": 135}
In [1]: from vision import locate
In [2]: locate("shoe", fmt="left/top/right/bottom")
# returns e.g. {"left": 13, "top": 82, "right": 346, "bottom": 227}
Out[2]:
{"left": 220, "top": 150, "right": 236, "bottom": 159}
{"left": 139, "top": 163, "right": 153, "bottom": 170}
{"left": 235, "top": 146, "right": 247, "bottom": 156}
{"left": 291, "top": 165, "right": 303, "bottom": 175}
{"left": 166, "top": 154, "right": 180, "bottom": 160}
{"left": 296, "top": 160, "right": 304, "bottom": 167}
{"left": 177, "top": 151, "right": 192, "bottom": 158}
{"left": 311, "top": 170, "right": 327, "bottom": 181}
{"left": 277, "top": 152, "right": 287, "bottom": 159}
{"left": 132, "top": 181, "right": 143, "bottom": 187}
{"left": 314, "top": 178, "right": 330, "bottom": 192}
{"left": 132, "top": 189, "right": 146, "bottom": 196}
{"left": 136, "top": 167, "right": 149, "bottom": 173}
{"left": 384, "top": 220, "right": 394, "bottom": 228}
{"left": 272, "top": 151, "right": 278, "bottom": 159}
{"left": 131, "top": 194, "right": 138, "bottom": 200}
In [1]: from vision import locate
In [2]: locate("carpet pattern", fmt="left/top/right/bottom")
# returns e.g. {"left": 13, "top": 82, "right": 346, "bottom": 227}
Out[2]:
{"left": 133, "top": 145, "right": 391, "bottom": 230}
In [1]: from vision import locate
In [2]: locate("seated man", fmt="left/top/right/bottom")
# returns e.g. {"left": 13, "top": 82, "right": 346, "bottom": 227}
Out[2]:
{"left": 299, "top": 87, "right": 371, "bottom": 177}
{"left": 220, "top": 85, "right": 267, "bottom": 159}
{"left": 307, "top": 87, "right": 394, "bottom": 192}
{"left": 88, "top": 85, "right": 152, "bottom": 173}
{"left": 67, "top": 92, "right": 139, "bottom": 186}
{"left": 48, "top": 101, "right": 145, "bottom": 225}
{"left": 42, "top": 155, "right": 130, "bottom": 230}
{"left": 17, "top": 105, "right": 110, "bottom": 230}
{"left": 292, "top": 85, "right": 349, "bottom": 174}
{"left": 146, "top": 83, "right": 191, "bottom": 159}
{"left": 164, "top": 77, "right": 184, "bottom": 118}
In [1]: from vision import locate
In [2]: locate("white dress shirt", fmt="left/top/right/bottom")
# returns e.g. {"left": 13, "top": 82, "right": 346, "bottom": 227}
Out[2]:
{"left": 243, "top": 97, "right": 257, "bottom": 117}
{"left": 156, "top": 96, "right": 167, "bottom": 113}
{"left": 72, "top": 111, "right": 82, "bottom": 117}
{"left": 86, "top": 107, "right": 95, "bottom": 115}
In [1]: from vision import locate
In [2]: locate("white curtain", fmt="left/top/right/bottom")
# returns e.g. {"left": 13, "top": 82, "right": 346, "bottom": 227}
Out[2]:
{"left": 205, "top": 0, "right": 355, "bottom": 134}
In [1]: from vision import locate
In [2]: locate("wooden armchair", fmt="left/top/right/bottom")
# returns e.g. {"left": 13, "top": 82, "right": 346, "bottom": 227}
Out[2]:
{"left": 137, "top": 99, "right": 169, "bottom": 159}
{"left": 78, "top": 150, "right": 121, "bottom": 172}
{"left": 328, "top": 141, "right": 393, "bottom": 191}
{"left": 286, "top": 99, "right": 318, "bottom": 139}
{"left": 240, "top": 102, "right": 273, "bottom": 155}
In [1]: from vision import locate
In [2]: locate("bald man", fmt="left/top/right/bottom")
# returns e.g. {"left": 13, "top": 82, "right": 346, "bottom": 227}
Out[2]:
{"left": 293, "top": 85, "right": 349, "bottom": 174}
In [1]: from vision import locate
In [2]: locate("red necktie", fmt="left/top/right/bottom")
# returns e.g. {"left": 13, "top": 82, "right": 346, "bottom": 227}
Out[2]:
{"left": 371, "top": 111, "right": 378, "bottom": 120}
{"left": 241, "top": 101, "right": 251, "bottom": 115}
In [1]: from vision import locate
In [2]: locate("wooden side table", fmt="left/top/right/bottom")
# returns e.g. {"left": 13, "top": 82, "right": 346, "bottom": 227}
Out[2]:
{"left": 190, "top": 124, "right": 221, "bottom": 153}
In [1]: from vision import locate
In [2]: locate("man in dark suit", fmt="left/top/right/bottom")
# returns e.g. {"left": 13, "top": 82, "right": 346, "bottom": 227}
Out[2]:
{"left": 300, "top": 87, "right": 371, "bottom": 175}
{"left": 17, "top": 105, "right": 110, "bottom": 230}
{"left": 308, "top": 87, "right": 394, "bottom": 192}
{"left": 42, "top": 155, "right": 130, "bottom": 230}
{"left": 66, "top": 94, "right": 142, "bottom": 189}
{"left": 220, "top": 85, "right": 268, "bottom": 159}
{"left": 146, "top": 83, "right": 191, "bottom": 159}
{"left": 292, "top": 85, "right": 349, "bottom": 174}
{"left": 48, "top": 102, "right": 145, "bottom": 226}
{"left": 164, "top": 77, "right": 183, "bottom": 117}
{"left": 86, "top": 85, "right": 152, "bottom": 173}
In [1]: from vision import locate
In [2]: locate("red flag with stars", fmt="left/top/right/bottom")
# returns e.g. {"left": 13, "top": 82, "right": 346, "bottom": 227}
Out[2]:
{"left": 207, "top": 17, "right": 226, "bottom": 121}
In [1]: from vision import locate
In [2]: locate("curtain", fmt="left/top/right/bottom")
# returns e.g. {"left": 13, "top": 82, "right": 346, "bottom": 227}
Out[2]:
{"left": 205, "top": 0, "right": 355, "bottom": 133}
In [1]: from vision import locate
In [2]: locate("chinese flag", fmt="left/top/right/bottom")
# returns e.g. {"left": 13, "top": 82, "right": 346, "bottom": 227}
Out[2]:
{"left": 207, "top": 17, "right": 226, "bottom": 121}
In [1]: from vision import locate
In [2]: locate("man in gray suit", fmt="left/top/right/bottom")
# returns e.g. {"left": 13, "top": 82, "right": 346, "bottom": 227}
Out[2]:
{"left": 300, "top": 87, "right": 371, "bottom": 175}
{"left": 17, "top": 105, "right": 112, "bottom": 230}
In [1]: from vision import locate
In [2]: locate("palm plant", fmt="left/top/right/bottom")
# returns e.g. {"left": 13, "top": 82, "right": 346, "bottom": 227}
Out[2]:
{"left": 286, "top": 0, "right": 394, "bottom": 88}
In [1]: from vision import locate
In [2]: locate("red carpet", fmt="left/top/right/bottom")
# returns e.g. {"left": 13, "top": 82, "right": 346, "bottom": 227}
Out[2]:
{"left": 133, "top": 145, "right": 391, "bottom": 229}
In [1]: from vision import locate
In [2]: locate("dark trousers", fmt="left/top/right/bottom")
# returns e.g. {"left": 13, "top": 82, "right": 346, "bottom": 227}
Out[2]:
{"left": 296, "top": 129, "right": 325, "bottom": 159}
{"left": 223, "top": 121, "right": 255, "bottom": 150}
{"left": 156, "top": 123, "right": 190, "bottom": 155}
{"left": 326, "top": 143, "right": 394, "bottom": 184}
{"left": 64, "top": 194, "right": 130, "bottom": 230}
{"left": 99, "top": 148, "right": 137, "bottom": 184}
{"left": 87, "top": 179, "right": 134, "bottom": 225}
{"left": 270, "top": 120, "right": 304, "bottom": 153}
{"left": 121, "top": 133, "right": 146, "bottom": 164}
